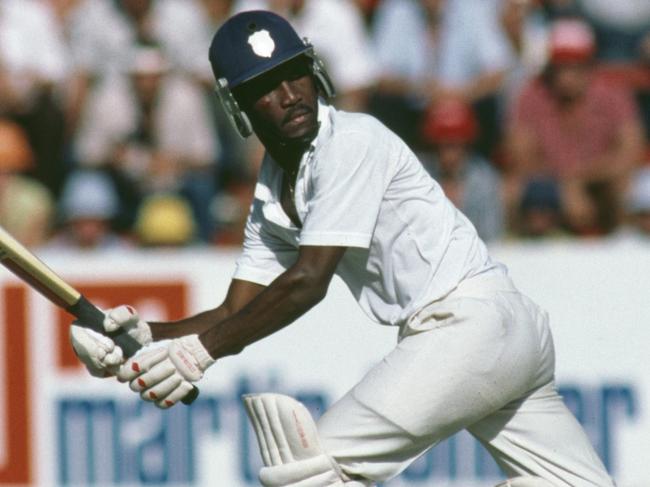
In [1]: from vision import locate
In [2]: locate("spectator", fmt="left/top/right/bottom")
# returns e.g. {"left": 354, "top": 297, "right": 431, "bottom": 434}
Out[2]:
{"left": 516, "top": 177, "right": 566, "bottom": 238}
{"left": 352, "top": 0, "right": 381, "bottom": 27}
{"left": 436, "top": 0, "right": 512, "bottom": 102}
{"left": 620, "top": 166, "right": 650, "bottom": 239}
{"left": 578, "top": 0, "right": 650, "bottom": 61}
{"left": 188, "top": 0, "right": 263, "bottom": 201}
{"left": 369, "top": 0, "right": 445, "bottom": 146}
{"left": 498, "top": 0, "right": 550, "bottom": 114}
{"left": 47, "top": 169, "right": 129, "bottom": 250}
{"left": 73, "top": 43, "right": 220, "bottom": 242}
{"left": 237, "top": 0, "right": 379, "bottom": 111}
{"left": 63, "top": 0, "right": 211, "bottom": 155}
{"left": 0, "top": 120, "right": 54, "bottom": 248}
{"left": 506, "top": 19, "right": 645, "bottom": 235}
{"left": 539, "top": 0, "right": 581, "bottom": 20}
{"left": 67, "top": 0, "right": 207, "bottom": 79}
{"left": 418, "top": 99, "right": 505, "bottom": 243}
{"left": 636, "top": 31, "right": 650, "bottom": 142}
{"left": 0, "top": 0, "right": 70, "bottom": 197}
{"left": 370, "top": 0, "right": 513, "bottom": 153}
{"left": 436, "top": 0, "right": 514, "bottom": 156}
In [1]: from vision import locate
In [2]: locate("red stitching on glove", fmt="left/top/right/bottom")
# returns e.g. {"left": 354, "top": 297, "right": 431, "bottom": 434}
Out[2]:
{"left": 137, "top": 378, "right": 146, "bottom": 387}
{"left": 149, "top": 391, "right": 157, "bottom": 399}
{"left": 132, "top": 362, "right": 140, "bottom": 373}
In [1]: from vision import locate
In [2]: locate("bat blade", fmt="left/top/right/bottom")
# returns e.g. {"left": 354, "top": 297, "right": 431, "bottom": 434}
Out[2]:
{"left": 0, "top": 226, "right": 80, "bottom": 308}
{"left": 0, "top": 226, "right": 198, "bottom": 404}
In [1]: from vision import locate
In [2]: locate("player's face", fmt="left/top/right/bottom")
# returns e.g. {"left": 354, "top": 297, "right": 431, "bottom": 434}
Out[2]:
{"left": 235, "top": 57, "right": 319, "bottom": 145}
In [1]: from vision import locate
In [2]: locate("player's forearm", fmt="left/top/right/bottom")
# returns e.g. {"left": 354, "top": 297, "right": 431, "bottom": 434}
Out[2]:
{"left": 199, "top": 268, "right": 329, "bottom": 359}
{"left": 149, "top": 306, "right": 233, "bottom": 341}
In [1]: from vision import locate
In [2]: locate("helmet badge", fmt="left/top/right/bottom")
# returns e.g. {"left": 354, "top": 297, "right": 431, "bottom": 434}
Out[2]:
{"left": 248, "top": 30, "right": 275, "bottom": 58}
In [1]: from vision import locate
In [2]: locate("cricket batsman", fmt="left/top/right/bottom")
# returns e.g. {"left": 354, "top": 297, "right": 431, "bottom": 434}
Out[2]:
{"left": 70, "top": 10, "right": 615, "bottom": 487}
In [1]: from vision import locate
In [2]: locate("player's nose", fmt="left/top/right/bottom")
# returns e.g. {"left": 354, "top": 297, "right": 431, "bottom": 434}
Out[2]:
{"left": 277, "top": 80, "right": 300, "bottom": 106}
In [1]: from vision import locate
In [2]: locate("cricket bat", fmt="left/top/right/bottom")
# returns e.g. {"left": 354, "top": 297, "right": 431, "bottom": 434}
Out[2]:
{"left": 0, "top": 225, "right": 198, "bottom": 404}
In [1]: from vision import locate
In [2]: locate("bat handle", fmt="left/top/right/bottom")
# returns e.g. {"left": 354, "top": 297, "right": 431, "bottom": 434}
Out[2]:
{"left": 68, "top": 296, "right": 199, "bottom": 405}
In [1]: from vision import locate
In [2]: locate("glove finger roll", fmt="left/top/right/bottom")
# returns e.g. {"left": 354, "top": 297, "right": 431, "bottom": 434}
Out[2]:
{"left": 129, "top": 358, "right": 176, "bottom": 393}
{"left": 71, "top": 326, "right": 113, "bottom": 354}
{"left": 102, "top": 347, "right": 124, "bottom": 367}
{"left": 141, "top": 372, "right": 183, "bottom": 403}
{"left": 104, "top": 305, "right": 140, "bottom": 332}
{"left": 155, "top": 381, "right": 194, "bottom": 409}
{"left": 117, "top": 347, "right": 168, "bottom": 383}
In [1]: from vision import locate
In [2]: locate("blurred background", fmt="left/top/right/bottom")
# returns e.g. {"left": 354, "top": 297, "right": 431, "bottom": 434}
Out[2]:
{"left": 1, "top": 0, "right": 649, "bottom": 250}
{"left": 0, "top": 1, "right": 649, "bottom": 486}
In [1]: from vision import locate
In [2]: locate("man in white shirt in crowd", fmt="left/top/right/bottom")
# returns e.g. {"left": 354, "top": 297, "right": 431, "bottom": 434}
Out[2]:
{"left": 69, "top": 10, "right": 614, "bottom": 487}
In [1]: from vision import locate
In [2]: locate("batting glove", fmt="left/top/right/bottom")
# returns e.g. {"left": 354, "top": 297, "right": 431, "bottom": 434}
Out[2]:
{"left": 70, "top": 305, "right": 153, "bottom": 377}
{"left": 116, "top": 334, "right": 214, "bottom": 409}
{"left": 103, "top": 305, "right": 153, "bottom": 346}
{"left": 70, "top": 326, "right": 123, "bottom": 377}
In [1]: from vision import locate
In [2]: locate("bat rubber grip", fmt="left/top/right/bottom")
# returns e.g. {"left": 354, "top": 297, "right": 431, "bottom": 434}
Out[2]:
{"left": 68, "top": 296, "right": 199, "bottom": 405}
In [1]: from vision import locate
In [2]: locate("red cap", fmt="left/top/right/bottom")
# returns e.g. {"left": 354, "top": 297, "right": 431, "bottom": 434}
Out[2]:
{"left": 549, "top": 19, "right": 595, "bottom": 64}
{"left": 421, "top": 98, "right": 478, "bottom": 144}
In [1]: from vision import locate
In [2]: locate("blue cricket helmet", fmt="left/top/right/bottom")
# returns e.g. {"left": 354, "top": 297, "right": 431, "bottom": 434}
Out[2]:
{"left": 208, "top": 10, "right": 334, "bottom": 138}
{"left": 209, "top": 10, "right": 311, "bottom": 88}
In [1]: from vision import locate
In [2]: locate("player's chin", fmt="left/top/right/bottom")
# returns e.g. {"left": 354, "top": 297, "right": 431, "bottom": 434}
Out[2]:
{"left": 280, "top": 119, "right": 318, "bottom": 145}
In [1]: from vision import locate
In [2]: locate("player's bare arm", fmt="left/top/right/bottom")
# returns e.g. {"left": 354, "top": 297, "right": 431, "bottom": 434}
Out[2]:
{"left": 199, "top": 245, "right": 346, "bottom": 359}
{"left": 147, "top": 278, "right": 266, "bottom": 340}
{"left": 108, "top": 244, "right": 345, "bottom": 409}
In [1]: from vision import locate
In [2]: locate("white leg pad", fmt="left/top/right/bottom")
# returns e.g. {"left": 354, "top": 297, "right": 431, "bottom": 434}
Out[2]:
{"left": 495, "top": 477, "right": 556, "bottom": 487}
{"left": 259, "top": 455, "right": 345, "bottom": 486}
{"left": 243, "top": 393, "right": 348, "bottom": 487}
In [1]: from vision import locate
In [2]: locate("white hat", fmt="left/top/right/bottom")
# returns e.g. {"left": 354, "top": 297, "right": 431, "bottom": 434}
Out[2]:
{"left": 627, "top": 167, "right": 650, "bottom": 214}
{"left": 59, "top": 170, "right": 119, "bottom": 221}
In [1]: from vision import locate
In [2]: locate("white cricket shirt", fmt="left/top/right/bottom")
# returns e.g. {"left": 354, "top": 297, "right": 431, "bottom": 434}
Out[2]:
{"left": 234, "top": 102, "right": 504, "bottom": 326}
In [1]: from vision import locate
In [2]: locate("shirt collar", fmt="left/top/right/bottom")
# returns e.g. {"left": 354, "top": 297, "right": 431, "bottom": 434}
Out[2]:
{"left": 310, "top": 100, "right": 333, "bottom": 152}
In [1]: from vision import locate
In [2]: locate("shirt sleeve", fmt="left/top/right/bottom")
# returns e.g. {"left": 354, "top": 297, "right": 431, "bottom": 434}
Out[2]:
{"left": 299, "top": 127, "right": 393, "bottom": 248}
{"left": 233, "top": 196, "right": 298, "bottom": 286}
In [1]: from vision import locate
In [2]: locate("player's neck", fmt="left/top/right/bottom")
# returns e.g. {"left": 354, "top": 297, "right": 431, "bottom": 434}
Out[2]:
{"left": 263, "top": 138, "right": 310, "bottom": 175}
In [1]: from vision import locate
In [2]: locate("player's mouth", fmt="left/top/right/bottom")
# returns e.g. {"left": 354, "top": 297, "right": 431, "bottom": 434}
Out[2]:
{"left": 283, "top": 105, "right": 313, "bottom": 127}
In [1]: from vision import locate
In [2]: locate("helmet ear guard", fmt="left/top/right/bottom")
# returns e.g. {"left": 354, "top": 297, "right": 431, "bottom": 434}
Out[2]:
{"left": 215, "top": 78, "right": 254, "bottom": 138}
{"left": 214, "top": 39, "right": 335, "bottom": 139}
{"left": 303, "top": 39, "right": 336, "bottom": 99}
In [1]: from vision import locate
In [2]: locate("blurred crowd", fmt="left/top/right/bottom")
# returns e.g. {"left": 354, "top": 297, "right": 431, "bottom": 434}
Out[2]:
{"left": 1, "top": 0, "right": 649, "bottom": 250}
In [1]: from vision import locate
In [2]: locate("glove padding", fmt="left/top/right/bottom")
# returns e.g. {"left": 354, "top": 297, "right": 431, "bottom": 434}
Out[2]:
{"left": 70, "top": 305, "right": 152, "bottom": 377}
{"left": 70, "top": 325, "right": 123, "bottom": 377}
{"left": 116, "top": 334, "right": 214, "bottom": 408}
{"left": 103, "top": 305, "right": 152, "bottom": 346}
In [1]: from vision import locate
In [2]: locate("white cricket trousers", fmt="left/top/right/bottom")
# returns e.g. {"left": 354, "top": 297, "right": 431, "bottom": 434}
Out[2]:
{"left": 316, "top": 272, "right": 614, "bottom": 486}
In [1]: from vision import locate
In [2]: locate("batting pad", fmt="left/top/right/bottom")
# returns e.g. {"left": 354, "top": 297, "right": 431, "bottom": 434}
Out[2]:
{"left": 242, "top": 393, "right": 347, "bottom": 487}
